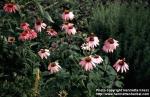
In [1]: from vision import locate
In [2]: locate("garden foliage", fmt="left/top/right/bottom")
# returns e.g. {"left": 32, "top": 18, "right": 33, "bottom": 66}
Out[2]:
{"left": 89, "top": 1, "right": 150, "bottom": 88}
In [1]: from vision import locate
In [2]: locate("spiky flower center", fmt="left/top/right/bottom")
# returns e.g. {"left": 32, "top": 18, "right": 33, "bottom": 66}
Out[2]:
{"left": 7, "top": 4, "right": 14, "bottom": 8}
{"left": 68, "top": 26, "right": 73, "bottom": 29}
{"left": 51, "top": 63, "right": 56, "bottom": 67}
{"left": 59, "top": 91, "right": 68, "bottom": 97}
{"left": 49, "top": 29, "right": 54, "bottom": 33}
{"left": 64, "top": 9, "right": 70, "bottom": 14}
{"left": 108, "top": 38, "right": 114, "bottom": 44}
{"left": 21, "top": 23, "right": 27, "bottom": 27}
{"left": 40, "top": 49, "right": 45, "bottom": 53}
{"left": 118, "top": 60, "right": 124, "bottom": 66}
{"left": 94, "top": 55, "right": 99, "bottom": 58}
{"left": 85, "top": 57, "right": 91, "bottom": 62}
{"left": 89, "top": 37, "right": 94, "bottom": 41}
{"left": 9, "top": 38, "right": 15, "bottom": 41}
{"left": 22, "top": 31, "right": 28, "bottom": 36}
{"left": 36, "top": 21, "right": 42, "bottom": 25}
{"left": 64, "top": 22, "right": 68, "bottom": 25}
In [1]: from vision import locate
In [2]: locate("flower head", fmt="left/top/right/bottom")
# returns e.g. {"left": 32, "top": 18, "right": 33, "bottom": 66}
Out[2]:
{"left": 48, "top": 62, "right": 61, "bottom": 74}
{"left": 46, "top": 28, "right": 58, "bottom": 37}
{"left": 20, "top": 22, "right": 30, "bottom": 30}
{"left": 62, "top": 22, "right": 69, "bottom": 30}
{"left": 62, "top": 9, "right": 74, "bottom": 21}
{"left": 38, "top": 49, "right": 50, "bottom": 59}
{"left": 3, "top": 3, "right": 18, "bottom": 13}
{"left": 79, "top": 56, "right": 96, "bottom": 71}
{"left": 34, "top": 19, "right": 47, "bottom": 32}
{"left": 86, "top": 34, "right": 99, "bottom": 48}
{"left": 29, "top": 29, "right": 37, "bottom": 40}
{"left": 113, "top": 58, "right": 129, "bottom": 73}
{"left": 91, "top": 55, "right": 103, "bottom": 64}
{"left": 19, "top": 30, "right": 30, "bottom": 41}
{"left": 62, "top": 22, "right": 76, "bottom": 35}
{"left": 58, "top": 90, "right": 68, "bottom": 97}
{"left": 102, "top": 38, "right": 119, "bottom": 53}
{"left": 7, "top": 36, "right": 15, "bottom": 44}
{"left": 18, "top": 29, "right": 37, "bottom": 41}
{"left": 65, "top": 24, "right": 76, "bottom": 35}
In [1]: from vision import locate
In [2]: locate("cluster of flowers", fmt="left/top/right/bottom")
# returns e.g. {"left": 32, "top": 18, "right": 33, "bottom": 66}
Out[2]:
{"left": 3, "top": 2, "right": 129, "bottom": 74}
{"left": 38, "top": 8, "right": 77, "bottom": 74}
{"left": 80, "top": 34, "right": 128, "bottom": 73}
{"left": 19, "top": 23, "right": 37, "bottom": 41}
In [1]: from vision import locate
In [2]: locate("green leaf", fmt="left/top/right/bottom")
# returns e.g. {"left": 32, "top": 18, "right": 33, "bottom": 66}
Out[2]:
{"left": 44, "top": 11, "right": 54, "bottom": 23}
{"left": 115, "top": 81, "right": 123, "bottom": 88}
{"left": 87, "top": 82, "right": 95, "bottom": 96}
{"left": 35, "top": 1, "right": 44, "bottom": 16}
{"left": 79, "top": 75, "right": 87, "bottom": 80}
{"left": 104, "top": 56, "right": 109, "bottom": 65}
{"left": 70, "top": 44, "right": 80, "bottom": 51}
{"left": 80, "top": 80, "right": 86, "bottom": 87}
{"left": 30, "top": 42, "right": 40, "bottom": 47}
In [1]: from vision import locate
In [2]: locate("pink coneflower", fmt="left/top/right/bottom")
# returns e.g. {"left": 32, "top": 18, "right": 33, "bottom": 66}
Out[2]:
{"left": 86, "top": 35, "right": 99, "bottom": 48}
{"left": 38, "top": 49, "right": 50, "bottom": 59}
{"left": 46, "top": 28, "right": 58, "bottom": 37}
{"left": 48, "top": 62, "right": 61, "bottom": 74}
{"left": 20, "top": 22, "right": 30, "bottom": 30}
{"left": 62, "top": 22, "right": 70, "bottom": 30}
{"left": 102, "top": 38, "right": 119, "bottom": 53}
{"left": 65, "top": 24, "right": 76, "bottom": 35}
{"left": 113, "top": 58, "right": 129, "bottom": 73}
{"left": 62, "top": 9, "right": 74, "bottom": 21}
{"left": 18, "top": 30, "right": 30, "bottom": 41}
{"left": 79, "top": 56, "right": 96, "bottom": 71}
{"left": 28, "top": 29, "right": 37, "bottom": 40}
{"left": 34, "top": 19, "right": 47, "bottom": 32}
{"left": 92, "top": 55, "right": 103, "bottom": 64}
{"left": 3, "top": 3, "right": 18, "bottom": 13}
{"left": 18, "top": 29, "right": 37, "bottom": 41}
{"left": 61, "top": 23, "right": 76, "bottom": 35}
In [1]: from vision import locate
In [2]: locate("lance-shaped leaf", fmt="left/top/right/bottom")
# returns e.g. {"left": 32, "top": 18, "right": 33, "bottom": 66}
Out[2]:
{"left": 44, "top": 11, "right": 54, "bottom": 23}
